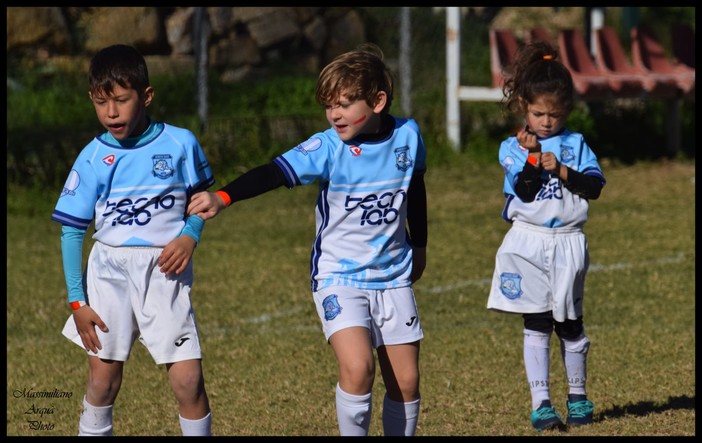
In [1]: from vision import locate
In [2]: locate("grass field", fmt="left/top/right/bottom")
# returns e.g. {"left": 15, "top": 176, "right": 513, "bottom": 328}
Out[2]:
{"left": 6, "top": 154, "right": 695, "bottom": 436}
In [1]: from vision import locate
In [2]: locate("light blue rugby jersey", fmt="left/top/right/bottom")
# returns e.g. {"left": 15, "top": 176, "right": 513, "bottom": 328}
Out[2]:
{"left": 499, "top": 128, "right": 606, "bottom": 228}
{"left": 274, "top": 117, "right": 426, "bottom": 292}
{"left": 52, "top": 121, "right": 214, "bottom": 247}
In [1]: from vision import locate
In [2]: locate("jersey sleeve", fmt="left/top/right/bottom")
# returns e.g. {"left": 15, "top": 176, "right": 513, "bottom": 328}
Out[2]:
{"left": 51, "top": 145, "right": 101, "bottom": 229}
{"left": 182, "top": 130, "right": 215, "bottom": 194}
{"left": 274, "top": 134, "right": 332, "bottom": 188}
{"left": 575, "top": 137, "right": 606, "bottom": 186}
{"left": 498, "top": 136, "right": 524, "bottom": 197}
{"left": 411, "top": 119, "right": 427, "bottom": 175}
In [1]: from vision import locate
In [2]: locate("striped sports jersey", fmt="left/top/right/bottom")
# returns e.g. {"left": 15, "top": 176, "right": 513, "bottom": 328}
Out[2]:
{"left": 52, "top": 121, "right": 214, "bottom": 247}
{"left": 274, "top": 117, "right": 426, "bottom": 292}
{"left": 499, "top": 128, "right": 606, "bottom": 228}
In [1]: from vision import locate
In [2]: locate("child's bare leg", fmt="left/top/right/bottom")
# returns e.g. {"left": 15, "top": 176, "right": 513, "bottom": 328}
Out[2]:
{"left": 167, "top": 359, "right": 210, "bottom": 417}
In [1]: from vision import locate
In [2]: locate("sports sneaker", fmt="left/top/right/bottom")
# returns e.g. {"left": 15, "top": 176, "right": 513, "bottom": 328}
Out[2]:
{"left": 530, "top": 401, "right": 564, "bottom": 431}
{"left": 566, "top": 398, "right": 594, "bottom": 426}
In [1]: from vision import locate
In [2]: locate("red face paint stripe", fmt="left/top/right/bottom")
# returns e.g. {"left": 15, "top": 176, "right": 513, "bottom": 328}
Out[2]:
{"left": 351, "top": 115, "right": 367, "bottom": 125}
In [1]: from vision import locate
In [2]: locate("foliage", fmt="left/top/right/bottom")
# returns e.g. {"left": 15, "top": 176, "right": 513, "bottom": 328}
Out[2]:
{"left": 5, "top": 7, "right": 696, "bottom": 190}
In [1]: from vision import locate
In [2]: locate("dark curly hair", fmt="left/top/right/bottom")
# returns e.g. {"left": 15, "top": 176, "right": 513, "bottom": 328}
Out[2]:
{"left": 501, "top": 40, "right": 574, "bottom": 116}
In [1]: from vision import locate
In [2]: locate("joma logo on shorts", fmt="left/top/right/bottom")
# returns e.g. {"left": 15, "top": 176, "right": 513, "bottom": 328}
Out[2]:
{"left": 174, "top": 337, "right": 190, "bottom": 347}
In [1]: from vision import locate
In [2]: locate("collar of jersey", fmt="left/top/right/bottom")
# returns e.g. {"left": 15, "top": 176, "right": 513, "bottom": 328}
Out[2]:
{"left": 98, "top": 119, "right": 164, "bottom": 148}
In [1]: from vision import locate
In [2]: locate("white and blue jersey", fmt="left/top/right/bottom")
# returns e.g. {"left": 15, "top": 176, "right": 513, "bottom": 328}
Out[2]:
{"left": 498, "top": 128, "right": 605, "bottom": 228}
{"left": 273, "top": 117, "right": 426, "bottom": 292}
{"left": 52, "top": 122, "right": 214, "bottom": 247}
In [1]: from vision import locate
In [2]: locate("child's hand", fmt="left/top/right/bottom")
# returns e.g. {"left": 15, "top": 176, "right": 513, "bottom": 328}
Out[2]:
{"left": 187, "top": 191, "right": 226, "bottom": 221}
{"left": 540, "top": 151, "right": 560, "bottom": 173}
{"left": 517, "top": 127, "right": 542, "bottom": 152}
{"left": 159, "top": 235, "right": 196, "bottom": 275}
{"left": 73, "top": 306, "right": 108, "bottom": 354}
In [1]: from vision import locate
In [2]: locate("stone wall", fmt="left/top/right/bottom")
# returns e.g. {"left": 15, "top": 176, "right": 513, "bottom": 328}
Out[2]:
{"left": 6, "top": 6, "right": 367, "bottom": 82}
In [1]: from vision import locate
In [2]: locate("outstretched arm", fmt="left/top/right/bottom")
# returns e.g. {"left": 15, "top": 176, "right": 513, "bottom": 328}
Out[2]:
{"left": 188, "top": 162, "right": 288, "bottom": 220}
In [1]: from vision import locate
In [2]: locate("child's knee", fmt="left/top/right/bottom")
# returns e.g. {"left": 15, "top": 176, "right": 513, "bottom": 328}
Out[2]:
{"left": 554, "top": 317, "right": 584, "bottom": 340}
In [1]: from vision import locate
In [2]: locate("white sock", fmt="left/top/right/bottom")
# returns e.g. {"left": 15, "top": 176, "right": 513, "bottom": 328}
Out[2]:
{"left": 523, "top": 329, "right": 552, "bottom": 410}
{"left": 560, "top": 332, "right": 590, "bottom": 397}
{"left": 179, "top": 411, "right": 212, "bottom": 436}
{"left": 78, "top": 395, "right": 113, "bottom": 436}
{"left": 335, "top": 383, "right": 372, "bottom": 436}
{"left": 382, "top": 395, "right": 420, "bottom": 436}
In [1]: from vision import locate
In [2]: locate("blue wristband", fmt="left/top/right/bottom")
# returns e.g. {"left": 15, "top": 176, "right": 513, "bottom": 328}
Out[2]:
{"left": 179, "top": 214, "right": 205, "bottom": 244}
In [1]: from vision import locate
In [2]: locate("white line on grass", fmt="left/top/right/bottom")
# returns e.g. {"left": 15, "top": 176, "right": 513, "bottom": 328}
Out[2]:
{"left": 241, "top": 306, "right": 307, "bottom": 324}
{"left": 236, "top": 253, "right": 688, "bottom": 324}
{"left": 423, "top": 253, "right": 688, "bottom": 295}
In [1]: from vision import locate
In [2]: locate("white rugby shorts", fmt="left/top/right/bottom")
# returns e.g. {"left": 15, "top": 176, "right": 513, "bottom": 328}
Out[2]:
{"left": 487, "top": 220, "right": 589, "bottom": 322}
{"left": 313, "top": 285, "right": 424, "bottom": 347}
{"left": 62, "top": 241, "right": 203, "bottom": 364}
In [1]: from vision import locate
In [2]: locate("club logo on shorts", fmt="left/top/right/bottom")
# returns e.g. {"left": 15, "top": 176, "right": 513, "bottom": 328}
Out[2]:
{"left": 152, "top": 154, "right": 175, "bottom": 179}
{"left": 499, "top": 272, "right": 523, "bottom": 299}
{"left": 322, "top": 294, "right": 342, "bottom": 321}
{"left": 394, "top": 146, "right": 413, "bottom": 171}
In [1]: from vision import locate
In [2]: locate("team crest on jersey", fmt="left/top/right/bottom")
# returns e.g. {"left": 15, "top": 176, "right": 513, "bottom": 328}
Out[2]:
{"left": 499, "top": 272, "right": 523, "bottom": 299}
{"left": 102, "top": 154, "right": 115, "bottom": 166}
{"left": 322, "top": 294, "right": 342, "bottom": 321}
{"left": 560, "top": 145, "right": 575, "bottom": 163}
{"left": 394, "top": 146, "right": 413, "bottom": 171}
{"left": 293, "top": 138, "right": 322, "bottom": 156}
{"left": 349, "top": 145, "right": 362, "bottom": 156}
{"left": 60, "top": 169, "right": 80, "bottom": 197}
{"left": 152, "top": 154, "right": 175, "bottom": 179}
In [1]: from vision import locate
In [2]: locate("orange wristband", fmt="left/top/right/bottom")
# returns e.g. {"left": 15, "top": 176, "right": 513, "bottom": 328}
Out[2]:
{"left": 70, "top": 301, "right": 86, "bottom": 310}
{"left": 215, "top": 190, "right": 232, "bottom": 207}
{"left": 526, "top": 155, "right": 539, "bottom": 166}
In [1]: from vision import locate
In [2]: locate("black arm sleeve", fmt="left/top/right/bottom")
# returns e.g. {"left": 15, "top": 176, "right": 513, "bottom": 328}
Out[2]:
{"left": 406, "top": 173, "right": 427, "bottom": 248}
{"left": 218, "top": 162, "right": 288, "bottom": 203}
{"left": 514, "top": 162, "right": 543, "bottom": 202}
{"left": 563, "top": 168, "right": 604, "bottom": 200}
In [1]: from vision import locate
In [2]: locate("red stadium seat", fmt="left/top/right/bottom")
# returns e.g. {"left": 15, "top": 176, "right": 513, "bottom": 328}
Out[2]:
{"left": 557, "top": 28, "right": 611, "bottom": 98}
{"left": 594, "top": 26, "right": 678, "bottom": 98}
{"left": 631, "top": 24, "right": 695, "bottom": 95}
{"left": 489, "top": 28, "right": 521, "bottom": 88}
{"left": 526, "top": 27, "right": 553, "bottom": 45}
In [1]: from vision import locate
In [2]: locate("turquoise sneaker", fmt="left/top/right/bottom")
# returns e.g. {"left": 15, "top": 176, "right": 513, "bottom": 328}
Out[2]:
{"left": 566, "top": 398, "right": 594, "bottom": 426}
{"left": 530, "top": 401, "right": 564, "bottom": 431}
